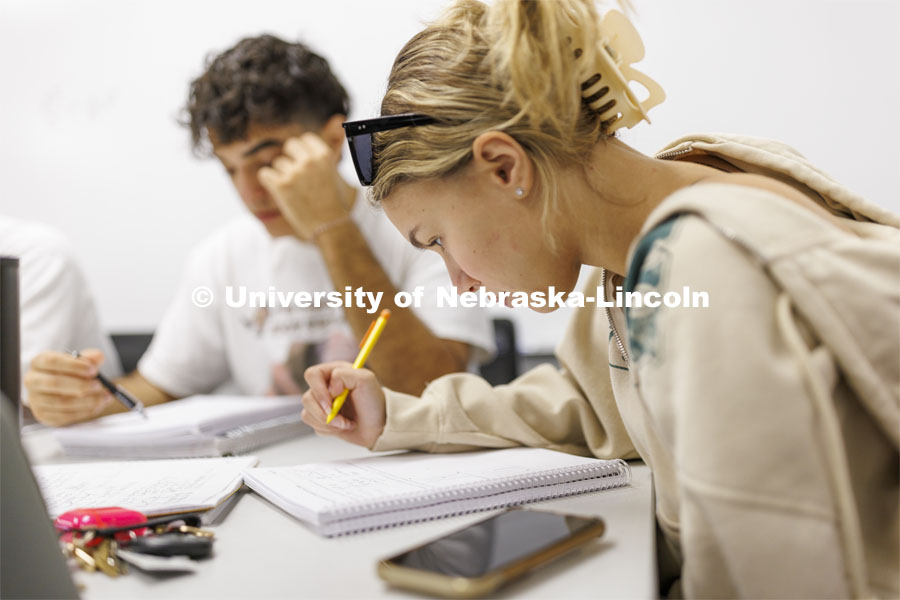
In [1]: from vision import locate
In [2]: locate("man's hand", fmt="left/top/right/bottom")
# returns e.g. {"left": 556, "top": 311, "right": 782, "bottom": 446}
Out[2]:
{"left": 301, "top": 361, "right": 387, "bottom": 449}
{"left": 24, "top": 349, "right": 114, "bottom": 427}
{"left": 257, "top": 133, "right": 348, "bottom": 241}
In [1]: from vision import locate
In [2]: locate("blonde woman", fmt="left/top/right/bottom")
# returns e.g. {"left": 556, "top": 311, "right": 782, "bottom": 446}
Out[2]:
{"left": 300, "top": 1, "right": 899, "bottom": 596}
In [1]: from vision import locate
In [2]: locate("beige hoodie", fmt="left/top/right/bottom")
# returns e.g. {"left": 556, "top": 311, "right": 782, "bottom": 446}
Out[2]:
{"left": 372, "top": 134, "right": 899, "bottom": 598}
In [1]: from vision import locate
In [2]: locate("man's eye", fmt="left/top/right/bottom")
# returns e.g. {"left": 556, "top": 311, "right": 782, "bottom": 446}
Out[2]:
{"left": 428, "top": 237, "right": 443, "bottom": 249}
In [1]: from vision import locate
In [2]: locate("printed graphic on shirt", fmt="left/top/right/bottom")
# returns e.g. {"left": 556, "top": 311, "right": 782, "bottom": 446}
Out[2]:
{"left": 238, "top": 305, "right": 345, "bottom": 339}
{"left": 237, "top": 304, "right": 358, "bottom": 394}
{"left": 625, "top": 219, "right": 679, "bottom": 365}
{"left": 267, "top": 332, "right": 358, "bottom": 395}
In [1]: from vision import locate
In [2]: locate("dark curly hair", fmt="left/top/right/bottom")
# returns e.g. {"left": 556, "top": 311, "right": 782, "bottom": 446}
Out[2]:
{"left": 184, "top": 34, "right": 350, "bottom": 156}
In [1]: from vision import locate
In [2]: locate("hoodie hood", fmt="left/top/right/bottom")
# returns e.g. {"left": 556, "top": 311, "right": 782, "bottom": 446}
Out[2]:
{"left": 655, "top": 133, "right": 900, "bottom": 228}
{"left": 640, "top": 133, "right": 899, "bottom": 451}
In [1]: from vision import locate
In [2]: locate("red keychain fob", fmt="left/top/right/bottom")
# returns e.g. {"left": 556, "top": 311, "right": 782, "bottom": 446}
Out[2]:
{"left": 54, "top": 507, "right": 149, "bottom": 545}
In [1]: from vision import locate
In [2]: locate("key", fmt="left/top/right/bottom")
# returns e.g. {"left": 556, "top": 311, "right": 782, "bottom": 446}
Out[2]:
{"left": 109, "top": 540, "right": 127, "bottom": 575}
{"left": 174, "top": 525, "right": 215, "bottom": 538}
{"left": 92, "top": 539, "right": 121, "bottom": 578}
{"left": 65, "top": 541, "right": 97, "bottom": 572}
{"left": 125, "top": 533, "right": 214, "bottom": 559}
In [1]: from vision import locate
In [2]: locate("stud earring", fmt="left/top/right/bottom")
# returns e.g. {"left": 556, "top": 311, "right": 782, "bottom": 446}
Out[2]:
{"left": 514, "top": 187, "right": 525, "bottom": 197}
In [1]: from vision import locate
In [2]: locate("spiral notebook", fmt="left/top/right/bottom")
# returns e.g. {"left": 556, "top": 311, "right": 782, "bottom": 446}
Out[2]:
{"left": 242, "top": 448, "right": 630, "bottom": 536}
{"left": 33, "top": 456, "right": 258, "bottom": 521}
{"left": 52, "top": 395, "right": 310, "bottom": 458}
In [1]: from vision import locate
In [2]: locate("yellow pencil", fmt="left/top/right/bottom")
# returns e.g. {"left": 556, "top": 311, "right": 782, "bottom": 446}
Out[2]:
{"left": 326, "top": 309, "right": 391, "bottom": 424}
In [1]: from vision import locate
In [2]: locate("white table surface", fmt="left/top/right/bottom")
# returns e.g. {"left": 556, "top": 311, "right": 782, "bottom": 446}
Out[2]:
{"left": 24, "top": 429, "right": 656, "bottom": 600}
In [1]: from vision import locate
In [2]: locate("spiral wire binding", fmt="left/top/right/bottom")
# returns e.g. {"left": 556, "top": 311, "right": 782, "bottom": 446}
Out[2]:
{"left": 219, "top": 413, "right": 309, "bottom": 455}
{"left": 321, "top": 458, "right": 631, "bottom": 536}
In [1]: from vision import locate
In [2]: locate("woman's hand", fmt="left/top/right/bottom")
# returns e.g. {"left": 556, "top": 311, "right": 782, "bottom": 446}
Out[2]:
{"left": 301, "top": 361, "right": 386, "bottom": 448}
{"left": 24, "top": 349, "right": 114, "bottom": 426}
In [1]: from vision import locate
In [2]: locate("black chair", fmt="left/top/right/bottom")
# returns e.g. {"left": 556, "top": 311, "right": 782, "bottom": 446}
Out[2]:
{"left": 479, "top": 318, "right": 520, "bottom": 385}
{"left": 110, "top": 333, "right": 154, "bottom": 374}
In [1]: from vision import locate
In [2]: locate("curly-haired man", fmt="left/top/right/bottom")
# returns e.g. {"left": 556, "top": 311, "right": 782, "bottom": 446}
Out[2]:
{"left": 24, "top": 35, "right": 492, "bottom": 426}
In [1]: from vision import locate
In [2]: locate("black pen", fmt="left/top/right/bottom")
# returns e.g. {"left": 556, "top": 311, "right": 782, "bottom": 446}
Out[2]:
{"left": 70, "top": 351, "right": 148, "bottom": 419}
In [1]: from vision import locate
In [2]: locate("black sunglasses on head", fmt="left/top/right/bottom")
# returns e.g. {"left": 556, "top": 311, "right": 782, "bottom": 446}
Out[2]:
{"left": 343, "top": 113, "right": 437, "bottom": 186}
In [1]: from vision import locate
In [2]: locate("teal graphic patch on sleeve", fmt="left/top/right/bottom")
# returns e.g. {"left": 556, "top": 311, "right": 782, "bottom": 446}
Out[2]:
{"left": 624, "top": 218, "right": 679, "bottom": 364}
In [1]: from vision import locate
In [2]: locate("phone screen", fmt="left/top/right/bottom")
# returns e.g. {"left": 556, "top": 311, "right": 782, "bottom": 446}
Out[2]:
{"left": 387, "top": 510, "right": 601, "bottom": 578}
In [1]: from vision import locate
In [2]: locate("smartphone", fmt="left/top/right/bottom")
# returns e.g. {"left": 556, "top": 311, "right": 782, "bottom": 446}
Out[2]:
{"left": 377, "top": 509, "right": 605, "bottom": 598}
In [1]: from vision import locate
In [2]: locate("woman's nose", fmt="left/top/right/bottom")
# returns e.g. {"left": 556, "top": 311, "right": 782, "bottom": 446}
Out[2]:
{"left": 455, "top": 272, "right": 481, "bottom": 293}
{"left": 444, "top": 256, "right": 480, "bottom": 293}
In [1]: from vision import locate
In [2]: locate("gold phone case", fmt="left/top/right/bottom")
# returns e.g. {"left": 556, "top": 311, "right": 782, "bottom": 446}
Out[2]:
{"left": 377, "top": 512, "right": 606, "bottom": 599}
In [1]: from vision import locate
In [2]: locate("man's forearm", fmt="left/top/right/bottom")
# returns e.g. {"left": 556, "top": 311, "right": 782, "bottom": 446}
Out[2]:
{"left": 96, "top": 370, "right": 177, "bottom": 417}
{"left": 316, "top": 220, "right": 469, "bottom": 394}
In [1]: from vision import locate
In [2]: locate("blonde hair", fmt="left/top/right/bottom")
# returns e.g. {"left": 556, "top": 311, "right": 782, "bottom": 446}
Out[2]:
{"left": 371, "top": 0, "right": 616, "bottom": 228}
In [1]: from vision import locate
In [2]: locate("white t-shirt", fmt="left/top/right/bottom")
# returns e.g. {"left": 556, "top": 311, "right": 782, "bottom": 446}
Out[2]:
{"left": 138, "top": 201, "right": 494, "bottom": 397}
{"left": 0, "top": 216, "right": 122, "bottom": 401}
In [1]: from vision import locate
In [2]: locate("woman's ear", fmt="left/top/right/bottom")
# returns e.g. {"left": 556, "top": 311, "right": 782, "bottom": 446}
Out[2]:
{"left": 471, "top": 131, "right": 533, "bottom": 198}
{"left": 318, "top": 114, "right": 347, "bottom": 157}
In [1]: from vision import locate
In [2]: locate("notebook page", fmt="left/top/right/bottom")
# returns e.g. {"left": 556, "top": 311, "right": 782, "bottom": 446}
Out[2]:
{"left": 34, "top": 456, "right": 258, "bottom": 518}
{"left": 52, "top": 395, "right": 302, "bottom": 443}
{"left": 244, "top": 448, "right": 607, "bottom": 516}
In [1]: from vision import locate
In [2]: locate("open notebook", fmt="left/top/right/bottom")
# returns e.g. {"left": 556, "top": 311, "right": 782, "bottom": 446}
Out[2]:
{"left": 33, "top": 456, "right": 257, "bottom": 521}
{"left": 243, "top": 448, "right": 631, "bottom": 536}
{"left": 52, "top": 395, "right": 310, "bottom": 458}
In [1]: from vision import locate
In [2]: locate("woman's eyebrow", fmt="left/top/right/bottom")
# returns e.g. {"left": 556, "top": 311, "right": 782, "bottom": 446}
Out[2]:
{"left": 407, "top": 226, "right": 426, "bottom": 249}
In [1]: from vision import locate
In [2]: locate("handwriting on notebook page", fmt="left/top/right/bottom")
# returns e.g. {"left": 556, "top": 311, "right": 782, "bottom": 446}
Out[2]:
{"left": 33, "top": 457, "right": 257, "bottom": 518}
